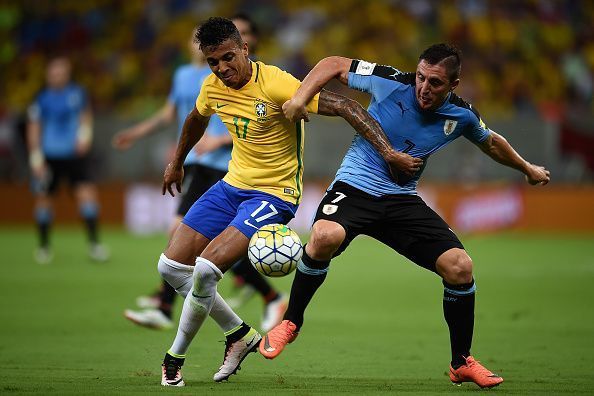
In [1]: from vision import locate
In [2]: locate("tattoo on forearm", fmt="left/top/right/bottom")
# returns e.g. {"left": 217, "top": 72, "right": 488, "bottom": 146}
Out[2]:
{"left": 318, "top": 90, "right": 393, "bottom": 157}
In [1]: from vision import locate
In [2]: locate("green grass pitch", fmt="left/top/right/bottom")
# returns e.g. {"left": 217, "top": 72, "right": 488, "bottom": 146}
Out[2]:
{"left": 0, "top": 227, "right": 593, "bottom": 395}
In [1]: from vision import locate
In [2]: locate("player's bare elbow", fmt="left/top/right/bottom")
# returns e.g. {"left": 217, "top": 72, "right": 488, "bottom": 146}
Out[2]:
{"left": 320, "top": 56, "right": 352, "bottom": 84}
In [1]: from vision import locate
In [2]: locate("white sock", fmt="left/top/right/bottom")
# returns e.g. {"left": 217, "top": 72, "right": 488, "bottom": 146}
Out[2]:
{"left": 157, "top": 254, "right": 242, "bottom": 333}
{"left": 157, "top": 254, "right": 193, "bottom": 295}
{"left": 168, "top": 257, "right": 223, "bottom": 356}
{"left": 210, "top": 293, "right": 243, "bottom": 332}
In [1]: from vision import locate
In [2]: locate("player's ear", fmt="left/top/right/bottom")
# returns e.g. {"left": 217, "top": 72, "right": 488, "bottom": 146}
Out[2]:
{"left": 243, "top": 42, "right": 249, "bottom": 57}
{"left": 450, "top": 79, "right": 460, "bottom": 91}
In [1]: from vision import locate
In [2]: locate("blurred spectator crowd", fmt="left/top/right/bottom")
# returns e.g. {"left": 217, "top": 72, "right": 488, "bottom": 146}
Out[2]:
{"left": 0, "top": 0, "right": 593, "bottom": 119}
{"left": 1, "top": 0, "right": 594, "bottom": 183}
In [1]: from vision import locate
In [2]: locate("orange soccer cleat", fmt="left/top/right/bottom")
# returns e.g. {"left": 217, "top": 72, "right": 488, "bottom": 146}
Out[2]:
{"left": 259, "top": 320, "right": 299, "bottom": 359}
{"left": 449, "top": 356, "right": 503, "bottom": 388}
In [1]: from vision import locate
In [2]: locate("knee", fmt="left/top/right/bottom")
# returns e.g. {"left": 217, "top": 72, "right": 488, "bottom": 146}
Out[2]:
{"left": 307, "top": 221, "right": 345, "bottom": 260}
{"left": 438, "top": 250, "right": 473, "bottom": 284}
{"left": 157, "top": 254, "right": 195, "bottom": 297}
{"left": 75, "top": 184, "right": 97, "bottom": 202}
{"left": 193, "top": 257, "right": 223, "bottom": 291}
{"left": 157, "top": 254, "right": 170, "bottom": 279}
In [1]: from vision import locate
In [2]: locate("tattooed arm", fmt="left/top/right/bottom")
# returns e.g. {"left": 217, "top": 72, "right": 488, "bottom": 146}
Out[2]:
{"left": 283, "top": 56, "right": 422, "bottom": 179}
{"left": 283, "top": 56, "right": 352, "bottom": 122}
{"left": 317, "top": 89, "right": 423, "bottom": 178}
{"left": 162, "top": 107, "right": 210, "bottom": 196}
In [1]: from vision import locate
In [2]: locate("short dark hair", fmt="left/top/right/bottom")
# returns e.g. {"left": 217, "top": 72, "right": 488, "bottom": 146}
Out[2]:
{"left": 419, "top": 43, "right": 461, "bottom": 82}
{"left": 195, "top": 17, "right": 243, "bottom": 50}
{"left": 232, "top": 12, "right": 259, "bottom": 37}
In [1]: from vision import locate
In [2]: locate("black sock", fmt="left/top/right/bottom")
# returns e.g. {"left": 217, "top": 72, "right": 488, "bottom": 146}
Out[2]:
{"left": 284, "top": 247, "right": 330, "bottom": 330}
{"left": 226, "top": 322, "right": 251, "bottom": 343}
{"left": 38, "top": 221, "right": 50, "bottom": 248}
{"left": 35, "top": 207, "right": 52, "bottom": 249}
{"left": 443, "top": 279, "right": 476, "bottom": 368}
{"left": 83, "top": 215, "right": 98, "bottom": 245}
{"left": 163, "top": 352, "right": 184, "bottom": 366}
{"left": 159, "top": 280, "right": 176, "bottom": 318}
{"left": 232, "top": 257, "right": 273, "bottom": 297}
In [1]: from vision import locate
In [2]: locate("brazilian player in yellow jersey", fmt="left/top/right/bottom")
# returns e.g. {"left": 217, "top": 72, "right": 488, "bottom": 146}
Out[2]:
{"left": 195, "top": 59, "right": 315, "bottom": 204}
{"left": 158, "top": 17, "right": 418, "bottom": 386}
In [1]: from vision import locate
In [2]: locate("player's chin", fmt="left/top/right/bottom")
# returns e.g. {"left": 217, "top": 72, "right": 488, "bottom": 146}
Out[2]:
{"left": 418, "top": 98, "right": 433, "bottom": 110}
{"left": 220, "top": 74, "right": 236, "bottom": 87}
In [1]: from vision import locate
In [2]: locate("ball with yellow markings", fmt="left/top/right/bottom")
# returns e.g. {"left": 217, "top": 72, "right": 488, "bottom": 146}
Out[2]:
{"left": 247, "top": 224, "right": 303, "bottom": 277}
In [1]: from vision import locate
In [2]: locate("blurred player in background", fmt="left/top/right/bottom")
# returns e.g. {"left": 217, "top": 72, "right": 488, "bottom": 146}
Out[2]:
{"left": 262, "top": 44, "right": 551, "bottom": 389}
{"left": 158, "top": 17, "right": 411, "bottom": 386}
{"left": 27, "top": 57, "right": 109, "bottom": 264}
{"left": 113, "top": 14, "right": 288, "bottom": 333}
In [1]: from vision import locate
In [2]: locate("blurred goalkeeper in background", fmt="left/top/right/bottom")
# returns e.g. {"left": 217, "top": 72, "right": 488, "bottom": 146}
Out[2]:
{"left": 113, "top": 14, "right": 288, "bottom": 332}
{"left": 27, "top": 57, "right": 109, "bottom": 264}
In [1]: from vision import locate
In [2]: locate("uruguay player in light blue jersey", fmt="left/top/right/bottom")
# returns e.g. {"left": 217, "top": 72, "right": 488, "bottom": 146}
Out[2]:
{"left": 27, "top": 57, "right": 109, "bottom": 264}
{"left": 262, "top": 44, "right": 550, "bottom": 389}
{"left": 114, "top": 17, "right": 289, "bottom": 339}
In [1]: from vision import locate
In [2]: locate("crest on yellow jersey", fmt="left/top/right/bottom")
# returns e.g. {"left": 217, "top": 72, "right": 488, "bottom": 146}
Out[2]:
{"left": 254, "top": 99, "right": 268, "bottom": 122}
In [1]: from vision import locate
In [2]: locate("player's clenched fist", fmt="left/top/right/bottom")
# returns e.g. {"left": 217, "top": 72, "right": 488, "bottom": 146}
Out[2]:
{"left": 386, "top": 150, "right": 424, "bottom": 178}
{"left": 162, "top": 162, "right": 184, "bottom": 197}
{"left": 282, "top": 99, "right": 309, "bottom": 122}
{"left": 524, "top": 163, "right": 550, "bottom": 186}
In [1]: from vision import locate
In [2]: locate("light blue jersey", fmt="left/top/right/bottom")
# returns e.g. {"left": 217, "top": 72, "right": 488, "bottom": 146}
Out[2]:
{"left": 29, "top": 84, "right": 87, "bottom": 159}
{"left": 333, "top": 60, "right": 491, "bottom": 196}
{"left": 168, "top": 64, "right": 231, "bottom": 170}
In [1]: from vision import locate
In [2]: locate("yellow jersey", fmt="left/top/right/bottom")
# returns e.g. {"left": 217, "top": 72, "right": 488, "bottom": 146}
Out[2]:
{"left": 195, "top": 61, "right": 319, "bottom": 205}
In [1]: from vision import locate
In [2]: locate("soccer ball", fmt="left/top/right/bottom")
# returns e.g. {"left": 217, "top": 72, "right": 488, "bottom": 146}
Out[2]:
{"left": 247, "top": 224, "right": 303, "bottom": 277}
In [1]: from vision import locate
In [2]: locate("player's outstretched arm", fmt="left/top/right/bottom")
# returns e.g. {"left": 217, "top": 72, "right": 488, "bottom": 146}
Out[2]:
{"left": 26, "top": 118, "right": 46, "bottom": 180}
{"left": 283, "top": 56, "right": 352, "bottom": 122}
{"left": 477, "top": 130, "right": 550, "bottom": 186}
{"left": 112, "top": 102, "right": 175, "bottom": 150}
{"left": 76, "top": 106, "right": 93, "bottom": 156}
{"left": 318, "top": 90, "right": 423, "bottom": 178}
{"left": 162, "top": 107, "right": 209, "bottom": 196}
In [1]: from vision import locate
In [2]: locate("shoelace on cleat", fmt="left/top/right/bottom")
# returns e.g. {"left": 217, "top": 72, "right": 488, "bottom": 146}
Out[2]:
{"left": 222, "top": 340, "right": 232, "bottom": 363}
{"left": 269, "top": 323, "right": 296, "bottom": 344}
{"left": 217, "top": 339, "right": 242, "bottom": 371}
{"left": 163, "top": 362, "right": 181, "bottom": 380}
{"left": 219, "top": 339, "right": 238, "bottom": 365}
{"left": 466, "top": 359, "right": 496, "bottom": 377}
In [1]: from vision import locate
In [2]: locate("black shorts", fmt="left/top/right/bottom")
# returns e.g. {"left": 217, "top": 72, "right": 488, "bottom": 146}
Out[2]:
{"left": 35, "top": 157, "right": 94, "bottom": 195}
{"left": 177, "top": 164, "right": 227, "bottom": 216}
{"left": 314, "top": 181, "right": 464, "bottom": 272}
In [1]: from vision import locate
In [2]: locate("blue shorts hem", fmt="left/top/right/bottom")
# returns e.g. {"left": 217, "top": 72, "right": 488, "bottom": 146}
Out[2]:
{"left": 181, "top": 218, "right": 218, "bottom": 241}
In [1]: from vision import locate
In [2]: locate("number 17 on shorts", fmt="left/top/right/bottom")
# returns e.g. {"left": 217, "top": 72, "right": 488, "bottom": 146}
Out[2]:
{"left": 231, "top": 197, "right": 298, "bottom": 239}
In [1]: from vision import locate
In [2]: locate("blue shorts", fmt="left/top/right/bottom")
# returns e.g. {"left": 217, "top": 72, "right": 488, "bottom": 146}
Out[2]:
{"left": 182, "top": 180, "right": 299, "bottom": 240}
